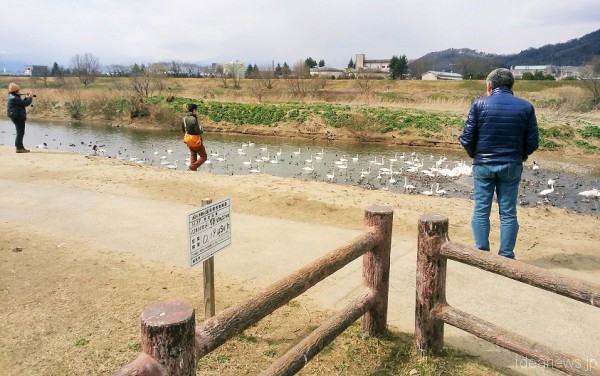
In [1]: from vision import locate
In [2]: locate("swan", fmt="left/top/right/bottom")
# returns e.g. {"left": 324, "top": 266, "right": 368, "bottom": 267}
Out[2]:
{"left": 302, "top": 162, "right": 314, "bottom": 173}
{"left": 421, "top": 184, "right": 434, "bottom": 196}
{"left": 578, "top": 188, "right": 600, "bottom": 200}
{"left": 166, "top": 160, "right": 178, "bottom": 169}
{"left": 539, "top": 181, "right": 555, "bottom": 197}
{"left": 404, "top": 177, "right": 416, "bottom": 192}
{"left": 435, "top": 183, "right": 447, "bottom": 196}
{"left": 249, "top": 164, "right": 261, "bottom": 173}
{"left": 352, "top": 154, "right": 359, "bottom": 162}
{"left": 326, "top": 170, "right": 335, "bottom": 181}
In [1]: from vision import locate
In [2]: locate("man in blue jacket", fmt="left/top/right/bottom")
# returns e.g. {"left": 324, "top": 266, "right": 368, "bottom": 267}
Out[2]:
{"left": 459, "top": 68, "right": 538, "bottom": 259}
{"left": 7, "top": 83, "right": 34, "bottom": 153}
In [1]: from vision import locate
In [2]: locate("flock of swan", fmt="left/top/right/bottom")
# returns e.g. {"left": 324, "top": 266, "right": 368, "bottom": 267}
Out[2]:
{"left": 87, "top": 141, "right": 600, "bottom": 211}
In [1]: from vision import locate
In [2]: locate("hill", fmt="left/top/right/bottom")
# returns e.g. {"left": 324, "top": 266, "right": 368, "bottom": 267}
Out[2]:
{"left": 410, "top": 28, "right": 600, "bottom": 77}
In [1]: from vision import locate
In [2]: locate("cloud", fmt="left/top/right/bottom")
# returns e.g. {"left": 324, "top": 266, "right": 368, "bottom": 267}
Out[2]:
{"left": 1, "top": 0, "right": 598, "bottom": 69}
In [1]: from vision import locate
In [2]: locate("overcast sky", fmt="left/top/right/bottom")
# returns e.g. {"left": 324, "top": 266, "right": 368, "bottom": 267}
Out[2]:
{"left": 1, "top": 0, "right": 599, "bottom": 69}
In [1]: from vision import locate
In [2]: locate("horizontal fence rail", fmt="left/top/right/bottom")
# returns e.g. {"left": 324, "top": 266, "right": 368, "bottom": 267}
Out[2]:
{"left": 116, "top": 206, "right": 393, "bottom": 376}
{"left": 441, "top": 242, "right": 600, "bottom": 308}
{"left": 416, "top": 214, "right": 600, "bottom": 376}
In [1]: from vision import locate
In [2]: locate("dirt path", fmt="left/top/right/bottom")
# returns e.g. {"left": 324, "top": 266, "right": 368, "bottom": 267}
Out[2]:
{"left": 0, "top": 146, "right": 599, "bottom": 375}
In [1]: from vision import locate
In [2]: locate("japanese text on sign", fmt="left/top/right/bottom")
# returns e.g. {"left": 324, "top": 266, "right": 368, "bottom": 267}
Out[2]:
{"left": 188, "top": 198, "right": 231, "bottom": 268}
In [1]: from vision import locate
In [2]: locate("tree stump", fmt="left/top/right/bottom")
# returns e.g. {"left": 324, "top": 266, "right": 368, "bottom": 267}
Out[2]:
{"left": 141, "top": 301, "right": 196, "bottom": 376}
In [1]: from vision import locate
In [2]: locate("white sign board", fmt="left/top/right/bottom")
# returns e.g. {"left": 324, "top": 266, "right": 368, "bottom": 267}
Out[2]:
{"left": 188, "top": 198, "right": 231, "bottom": 268}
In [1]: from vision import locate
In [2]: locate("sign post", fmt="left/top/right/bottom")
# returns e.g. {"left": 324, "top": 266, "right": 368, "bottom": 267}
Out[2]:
{"left": 188, "top": 197, "right": 232, "bottom": 319}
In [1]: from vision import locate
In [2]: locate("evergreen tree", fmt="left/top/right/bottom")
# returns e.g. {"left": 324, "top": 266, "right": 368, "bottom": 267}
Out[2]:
{"left": 348, "top": 58, "right": 355, "bottom": 69}
{"left": 282, "top": 62, "right": 291, "bottom": 77}
{"left": 304, "top": 57, "right": 317, "bottom": 68}
{"left": 318, "top": 59, "right": 325, "bottom": 67}
{"left": 389, "top": 54, "right": 408, "bottom": 79}
{"left": 131, "top": 63, "right": 142, "bottom": 75}
{"left": 50, "top": 62, "right": 61, "bottom": 76}
{"left": 274, "top": 63, "right": 282, "bottom": 77}
{"left": 245, "top": 64, "right": 254, "bottom": 77}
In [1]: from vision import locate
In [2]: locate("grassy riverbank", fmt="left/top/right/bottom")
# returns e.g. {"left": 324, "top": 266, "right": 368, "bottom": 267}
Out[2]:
{"left": 2, "top": 76, "right": 599, "bottom": 152}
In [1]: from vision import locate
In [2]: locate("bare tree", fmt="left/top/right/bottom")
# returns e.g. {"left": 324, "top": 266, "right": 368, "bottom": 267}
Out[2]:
{"left": 408, "top": 56, "right": 435, "bottom": 79}
{"left": 258, "top": 64, "right": 275, "bottom": 89}
{"left": 286, "top": 60, "right": 310, "bottom": 96}
{"left": 215, "top": 64, "right": 228, "bottom": 88}
{"left": 71, "top": 53, "right": 101, "bottom": 86}
{"left": 129, "top": 64, "right": 165, "bottom": 98}
{"left": 581, "top": 56, "right": 600, "bottom": 104}
{"left": 249, "top": 78, "right": 268, "bottom": 102}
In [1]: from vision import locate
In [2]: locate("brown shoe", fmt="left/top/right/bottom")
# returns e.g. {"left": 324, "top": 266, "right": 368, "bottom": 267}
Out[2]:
{"left": 16, "top": 148, "right": 30, "bottom": 153}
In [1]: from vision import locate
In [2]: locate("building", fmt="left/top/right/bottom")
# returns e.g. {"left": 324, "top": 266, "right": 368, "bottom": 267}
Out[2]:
{"left": 309, "top": 67, "right": 345, "bottom": 79}
{"left": 557, "top": 66, "right": 581, "bottom": 80}
{"left": 511, "top": 65, "right": 558, "bottom": 79}
{"left": 24, "top": 65, "right": 49, "bottom": 77}
{"left": 223, "top": 60, "right": 245, "bottom": 78}
{"left": 355, "top": 54, "right": 391, "bottom": 73}
{"left": 421, "top": 71, "right": 463, "bottom": 81}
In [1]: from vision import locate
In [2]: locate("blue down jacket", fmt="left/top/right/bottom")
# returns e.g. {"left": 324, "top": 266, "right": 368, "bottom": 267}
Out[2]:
{"left": 7, "top": 93, "right": 33, "bottom": 120}
{"left": 459, "top": 87, "right": 538, "bottom": 165}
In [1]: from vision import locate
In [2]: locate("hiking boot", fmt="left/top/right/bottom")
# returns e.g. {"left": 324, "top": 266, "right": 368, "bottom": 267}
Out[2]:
{"left": 16, "top": 148, "right": 30, "bottom": 153}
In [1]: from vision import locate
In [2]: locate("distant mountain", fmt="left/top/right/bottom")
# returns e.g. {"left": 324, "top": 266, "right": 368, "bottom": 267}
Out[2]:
{"left": 503, "top": 28, "right": 600, "bottom": 67}
{"left": 0, "top": 59, "right": 30, "bottom": 74}
{"left": 410, "top": 28, "right": 600, "bottom": 77}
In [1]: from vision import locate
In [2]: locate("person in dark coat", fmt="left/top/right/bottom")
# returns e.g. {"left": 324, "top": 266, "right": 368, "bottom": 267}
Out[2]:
{"left": 459, "top": 68, "right": 539, "bottom": 259}
{"left": 6, "top": 83, "right": 34, "bottom": 153}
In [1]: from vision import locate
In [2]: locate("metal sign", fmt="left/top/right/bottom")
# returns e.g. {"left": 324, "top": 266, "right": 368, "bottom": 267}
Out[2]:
{"left": 188, "top": 198, "right": 231, "bottom": 268}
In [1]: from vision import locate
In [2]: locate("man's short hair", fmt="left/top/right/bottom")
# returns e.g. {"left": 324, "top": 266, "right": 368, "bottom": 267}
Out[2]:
{"left": 187, "top": 103, "right": 198, "bottom": 112}
{"left": 487, "top": 68, "right": 514, "bottom": 90}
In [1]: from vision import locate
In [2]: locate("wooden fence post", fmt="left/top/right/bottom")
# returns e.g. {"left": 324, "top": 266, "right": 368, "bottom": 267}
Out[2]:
{"left": 201, "top": 198, "right": 216, "bottom": 319}
{"left": 141, "top": 301, "right": 196, "bottom": 376}
{"left": 361, "top": 206, "right": 393, "bottom": 336}
{"left": 415, "top": 214, "right": 449, "bottom": 355}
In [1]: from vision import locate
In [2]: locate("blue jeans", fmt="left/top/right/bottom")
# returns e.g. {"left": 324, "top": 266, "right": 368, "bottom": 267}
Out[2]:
{"left": 472, "top": 163, "right": 523, "bottom": 259}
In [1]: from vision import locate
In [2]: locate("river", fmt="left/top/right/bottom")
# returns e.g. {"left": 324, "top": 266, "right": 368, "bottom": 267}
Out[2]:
{"left": 1, "top": 118, "right": 598, "bottom": 216}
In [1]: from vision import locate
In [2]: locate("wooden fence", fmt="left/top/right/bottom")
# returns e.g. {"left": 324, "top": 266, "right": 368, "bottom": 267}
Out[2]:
{"left": 416, "top": 214, "right": 600, "bottom": 376}
{"left": 115, "top": 206, "right": 393, "bottom": 376}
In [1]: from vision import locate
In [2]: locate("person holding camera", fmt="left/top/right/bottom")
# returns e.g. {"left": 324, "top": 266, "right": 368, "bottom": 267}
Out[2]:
{"left": 7, "top": 83, "right": 34, "bottom": 153}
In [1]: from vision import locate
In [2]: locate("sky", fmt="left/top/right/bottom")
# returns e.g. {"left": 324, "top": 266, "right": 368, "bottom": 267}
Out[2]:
{"left": 1, "top": 0, "right": 599, "bottom": 70}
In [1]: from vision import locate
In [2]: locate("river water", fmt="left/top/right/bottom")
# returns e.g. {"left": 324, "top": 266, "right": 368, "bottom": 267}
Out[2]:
{"left": 1, "top": 118, "right": 599, "bottom": 216}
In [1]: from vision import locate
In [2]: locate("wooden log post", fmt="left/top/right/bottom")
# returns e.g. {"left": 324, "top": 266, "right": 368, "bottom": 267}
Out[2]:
{"left": 361, "top": 206, "right": 393, "bottom": 336}
{"left": 141, "top": 301, "right": 196, "bottom": 376}
{"left": 201, "top": 198, "right": 216, "bottom": 319}
{"left": 415, "top": 214, "right": 449, "bottom": 356}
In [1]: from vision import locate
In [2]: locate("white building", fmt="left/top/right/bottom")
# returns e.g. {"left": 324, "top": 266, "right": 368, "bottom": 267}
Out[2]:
{"left": 421, "top": 71, "right": 463, "bottom": 81}
{"left": 223, "top": 60, "right": 245, "bottom": 78}
{"left": 355, "top": 54, "right": 391, "bottom": 73}
{"left": 511, "top": 65, "right": 558, "bottom": 79}
{"left": 309, "top": 67, "right": 345, "bottom": 78}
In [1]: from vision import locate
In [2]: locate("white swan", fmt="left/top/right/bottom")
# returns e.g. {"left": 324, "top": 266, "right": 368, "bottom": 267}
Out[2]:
{"left": 166, "top": 160, "right": 178, "bottom": 169}
{"left": 404, "top": 177, "right": 416, "bottom": 192}
{"left": 435, "top": 183, "right": 447, "bottom": 196}
{"left": 421, "top": 184, "right": 434, "bottom": 196}
{"left": 578, "top": 188, "right": 600, "bottom": 200}
{"left": 539, "top": 181, "right": 555, "bottom": 197}
{"left": 326, "top": 170, "right": 335, "bottom": 181}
